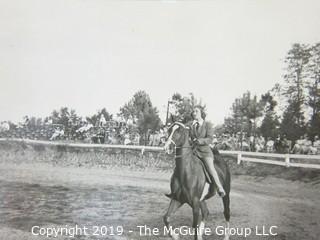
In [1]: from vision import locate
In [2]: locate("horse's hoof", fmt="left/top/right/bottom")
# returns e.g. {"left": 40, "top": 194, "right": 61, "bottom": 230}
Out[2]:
{"left": 171, "top": 232, "right": 179, "bottom": 240}
{"left": 223, "top": 234, "right": 230, "bottom": 240}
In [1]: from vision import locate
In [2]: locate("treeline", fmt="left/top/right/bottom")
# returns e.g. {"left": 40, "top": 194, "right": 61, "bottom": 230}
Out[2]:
{"left": 219, "top": 43, "right": 320, "bottom": 141}
{"left": 5, "top": 90, "right": 207, "bottom": 139}
{"left": 5, "top": 42, "right": 320, "bottom": 142}
{"left": 7, "top": 90, "right": 162, "bottom": 138}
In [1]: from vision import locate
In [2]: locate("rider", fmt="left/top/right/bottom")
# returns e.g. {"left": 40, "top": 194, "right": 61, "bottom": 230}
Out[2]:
{"left": 189, "top": 106, "right": 226, "bottom": 197}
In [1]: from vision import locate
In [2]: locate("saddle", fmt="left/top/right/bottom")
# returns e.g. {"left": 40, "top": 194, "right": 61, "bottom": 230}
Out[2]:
{"left": 165, "top": 148, "right": 218, "bottom": 200}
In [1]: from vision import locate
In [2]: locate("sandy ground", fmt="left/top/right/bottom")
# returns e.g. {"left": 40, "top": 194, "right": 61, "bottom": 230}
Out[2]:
{"left": 0, "top": 163, "right": 319, "bottom": 240}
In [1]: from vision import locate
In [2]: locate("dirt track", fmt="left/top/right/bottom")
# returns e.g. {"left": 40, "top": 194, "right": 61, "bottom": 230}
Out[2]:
{"left": 0, "top": 163, "right": 319, "bottom": 240}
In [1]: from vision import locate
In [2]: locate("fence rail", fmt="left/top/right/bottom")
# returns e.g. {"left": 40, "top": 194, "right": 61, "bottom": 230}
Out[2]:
{"left": 219, "top": 150, "right": 320, "bottom": 169}
{"left": 1, "top": 138, "right": 320, "bottom": 169}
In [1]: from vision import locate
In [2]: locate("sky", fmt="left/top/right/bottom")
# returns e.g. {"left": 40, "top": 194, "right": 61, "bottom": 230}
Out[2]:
{"left": 1, "top": 0, "right": 320, "bottom": 125}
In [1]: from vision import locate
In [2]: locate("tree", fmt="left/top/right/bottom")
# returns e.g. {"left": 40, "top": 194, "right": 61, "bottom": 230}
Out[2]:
{"left": 27, "top": 117, "right": 43, "bottom": 127}
{"left": 280, "top": 101, "right": 306, "bottom": 141}
{"left": 168, "top": 92, "right": 206, "bottom": 124}
{"left": 119, "top": 90, "right": 161, "bottom": 136}
{"left": 279, "top": 43, "right": 311, "bottom": 140}
{"left": 260, "top": 112, "right": 280, "bottom": 140}
{"left": 69, "top": 109, "right": 82, "bottom": 126}
{"left": 260, "top": 92, "right": 277, "bottom": 112}
{"left": 119, "top": 91, "right": 152, "bottom": 122}
{"left": 259, "top": 92, "right": 280, "bottom": 139}
{"left": 47, "top": 107, "right": 82, "bottom": 136}
{"left": 86, "top": 108, "right": 113, "bottom": 126}
{"left": 305, "top": 43, "right": 320, "bottom": 139}
{"left": 246, "top": 94, "right": 264, "bottom": 136}
{"left": 223, "top": 91, "right": 263, "bottom": 136}
{"left": 282, "top": 43, "right": 310, "bottom": 126}
{"left": 137, "top": 107, "right": 162, "bottom": 135}
{"left": 223, "top": 93, "right": 249, "bottom": 135}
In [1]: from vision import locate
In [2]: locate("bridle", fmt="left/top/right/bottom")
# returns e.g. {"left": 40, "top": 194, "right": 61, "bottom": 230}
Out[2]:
{"left": 165, "top": 122, "right": 192, "bottom": 159}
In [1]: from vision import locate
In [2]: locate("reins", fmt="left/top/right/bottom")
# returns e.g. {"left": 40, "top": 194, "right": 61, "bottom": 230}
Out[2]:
{"left": 170, "top": 141, "right": 193, "bottom": 159}
{"left": 165, "top": 121, "right": 193, "bottom": 159}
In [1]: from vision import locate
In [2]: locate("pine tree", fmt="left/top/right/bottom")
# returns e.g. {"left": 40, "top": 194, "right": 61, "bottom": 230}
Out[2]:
{"left": 305, "top": 43, "right": 320, "bottom": 139}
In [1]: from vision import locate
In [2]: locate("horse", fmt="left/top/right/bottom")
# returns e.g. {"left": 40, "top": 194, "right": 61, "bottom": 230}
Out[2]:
{"left": 163, "top": 122, "right": 231, "bottom": 240}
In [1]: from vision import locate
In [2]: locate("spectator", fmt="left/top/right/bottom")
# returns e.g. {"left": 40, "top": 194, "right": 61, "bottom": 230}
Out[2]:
{"left": 292, "top": 136, "right": 304, "bottom": 154}
{"left": 303, "top": 134, "right": 312, "bottom": 148}
{"left": 255, "top": 134, "right": 265, "bottom": 152}
{"left": 124, "top": 133, "right": 131, "bottom": 145}
{"left": 282, "top": 134, "right": 291, "bottom": 153}
{"left": 50, "top": 127, "right": 64, "bottom": 141}
{"left": 212, "top": 134, "right": 218, "bottom": 145}
{"left": 241, "top": 139, "right": 250, "bottom": 151}
{"left": 249, "top": 135, "right": 255, "bottom": 151}
{"left": 148, "top": 131, "right": 155, "bottom": 146}
{"left": 99, "top": 115, "right": 107, "bottom": 127}
{"left": 153, "top": 131, "right": 161, "bottom": 146}
{"left": 266, "top": 137, "right": 274, "bottom": 153}
{"left": 132, "top": 133, "right": 141, "bottom": 145}
{"left": 313, "top": 135, "right": 320, "bottom": 154}
{"left": 76, "top": 122, "right": 93, "bottom": 133}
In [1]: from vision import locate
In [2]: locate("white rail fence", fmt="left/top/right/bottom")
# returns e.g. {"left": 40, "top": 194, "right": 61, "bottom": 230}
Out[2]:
{"left": 1, "top": 138, "right": 320, "bottom": 170}
{"left": 219, "top": 150, "right": 320, "bottom": 170}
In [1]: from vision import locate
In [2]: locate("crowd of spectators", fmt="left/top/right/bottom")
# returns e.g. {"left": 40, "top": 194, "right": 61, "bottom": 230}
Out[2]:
{"left": 1, "top": 118, "right": 320, "bottom": 155}
{"left": 0, "top": 115, "right": 143, "bottom": 145}
{"left": 212, "top": 132, "right": 320, "bottom": 155}
{"left": 0, "top": 115, "right": 165, "bottom": 146}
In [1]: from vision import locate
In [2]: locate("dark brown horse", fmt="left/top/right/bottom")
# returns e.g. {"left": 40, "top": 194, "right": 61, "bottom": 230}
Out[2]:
{"left": 163, "top": 122, "right": 231, "bottom": 240}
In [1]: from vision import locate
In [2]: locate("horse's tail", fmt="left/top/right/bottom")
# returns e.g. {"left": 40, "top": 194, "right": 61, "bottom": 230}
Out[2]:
{"left": 211, "top": 146, "right": 231, "bottom": 194}
{"left": 224, "top": 162, "right": 231, "bottom": 194}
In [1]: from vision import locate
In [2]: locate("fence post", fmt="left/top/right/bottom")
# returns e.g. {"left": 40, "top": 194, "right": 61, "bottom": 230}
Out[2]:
{"left": 285, "top": 154, "right": 290, "bottom": 167}
{"left": 237, "top": 153, "right": 242, "bottom": 164}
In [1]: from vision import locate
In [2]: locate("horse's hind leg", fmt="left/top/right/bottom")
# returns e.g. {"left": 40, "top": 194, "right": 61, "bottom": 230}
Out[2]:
{"left": 163, "top": 199, "right": 182, "bottom": 240}
{"left": 222, "top": 194, "right": 231, "bottom": 240}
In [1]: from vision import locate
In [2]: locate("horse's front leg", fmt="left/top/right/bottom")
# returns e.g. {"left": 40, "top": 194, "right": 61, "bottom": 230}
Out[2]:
{"left": 199, "top": 201, "right": 209, "bottom": 237}
{"left": 192, "top": 199, "right": 202, "bottom": 240}
{"left": 163, "top": 199, "right": 182, "bottom": 240}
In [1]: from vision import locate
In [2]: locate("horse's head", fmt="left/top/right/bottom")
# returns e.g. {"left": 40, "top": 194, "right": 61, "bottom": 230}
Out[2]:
{"left": 164, "top": 122, "right": 190, "bottom": 154}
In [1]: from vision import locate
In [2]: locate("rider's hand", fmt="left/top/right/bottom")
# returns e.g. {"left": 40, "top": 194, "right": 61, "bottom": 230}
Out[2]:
{"left": 164, "top": 142, "right": 170, "bottom": 152}
{"left": 193, "top": 138, "right": 200, "bottom": 145}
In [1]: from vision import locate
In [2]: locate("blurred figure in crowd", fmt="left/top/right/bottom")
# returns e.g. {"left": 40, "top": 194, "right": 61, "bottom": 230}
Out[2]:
{"left": 98, "top": 115, "right": 107, "bottom": 127}
{"left": 124, "top": 133, "right": 131, "bottom": 145}
{"left": 133, "top": 133, "right": 141, "bottom": 145}
{"left": 0, "top": 121, "right": 10, "bottom": 132}
{"left": 50, "top": 127, "right": 64, "bottom": 141}
{"left": 266, "top": 137, "right": 274, "bottom": 153}
{"left": 148, "top": 130, "right": 155, "bottom": 146}
{"left": 313, "top": 135, "right": 320, "bottom": 155}
{"left": 153, "top": 131, "right": 161, "bottom": 146}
